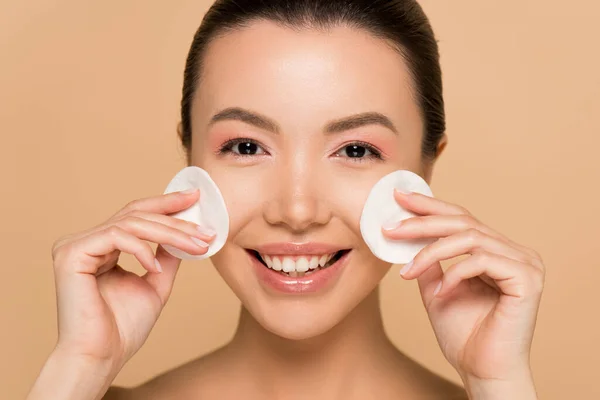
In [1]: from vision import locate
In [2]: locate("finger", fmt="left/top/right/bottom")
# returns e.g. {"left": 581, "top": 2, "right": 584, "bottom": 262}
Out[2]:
{"left": 110, "top": 188, "right": 200, "bottom": 220}
{"left": 401, "top": 228, "right": 535, "bottom": 280}
{"left": 54, "top": 226, "right": 161, "bottom": 276}
{"left": 383, "top": 214, "right": 522, "bottom": 253}
{"left": 113, "top": 216, "right": 210, "bottom": 257}
{"left": 64, "top": 188, "right": 203, "bottom": 242}
{"left": 143, "top": 244, "right": 182, "bottom": 305}
{"left": 94, "top": 250, "right": 120, "bottom": 276}
{"left": 393, "top": 189, "right": 470, "bottom": 216}
{"left": 124, "top": 211, "right": 217, "bottom": 243}
{"left": 416, "top": 260, "right": 444, "bottom": 308}
{"left": 389, "top": 191, "right": 540, "bottom": 260}
{"left": 435, "top": 251, "right": 544, "bottom": 299}
{"left": 69, "top": 198, "right": 216, "bottom": 250}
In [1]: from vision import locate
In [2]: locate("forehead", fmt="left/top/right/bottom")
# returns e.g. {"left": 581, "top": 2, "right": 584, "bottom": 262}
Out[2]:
{"left": 193, "top": 19, "right": 422, "bottom": 135}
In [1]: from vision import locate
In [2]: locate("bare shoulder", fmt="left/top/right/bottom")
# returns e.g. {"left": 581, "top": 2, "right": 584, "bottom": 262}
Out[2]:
{"left": 104, "top": 372, "right": 468, "bottom": 400}
{"left": 101, "top": 345, "right": 468, "bottom": 400}
{"left": 384, "top": 347, "right": 468, "bottom": 400}
{"left": 425, "top": 377, "right": 468, "bottom": 399}
{"left": 102, "top": 386, "right": 134, "bottom": 400}
{"left": 409, "top": 367, "right": 468, "bottom": 400}
{"left": 104, "top": 346, "right": 230, "bottom": 400}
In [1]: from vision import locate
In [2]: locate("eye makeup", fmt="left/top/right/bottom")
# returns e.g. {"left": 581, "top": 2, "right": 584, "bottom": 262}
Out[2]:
{"left": 216, "top": 136, "right": 387, "bottom": 163}
{"left": 207, "top": 123, "right": 400, "bottom": 163}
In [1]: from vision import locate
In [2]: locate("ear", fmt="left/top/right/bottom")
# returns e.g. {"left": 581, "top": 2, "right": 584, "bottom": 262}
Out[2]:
{"left": 176, "top": 121, "right": 182, "bottom": 137}
{"left": 177, "top": 121, "right": 193, "bottom": 166}
{"left": 436, "top": 133, "right": 448, "bottom": 159}
{"left": 422, "top": 133, "right": 448, "bottom": 183}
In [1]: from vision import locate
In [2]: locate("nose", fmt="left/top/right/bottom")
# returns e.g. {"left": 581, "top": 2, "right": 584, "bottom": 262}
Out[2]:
{"left": 263, "top": 162, "right": 332, "bottom": 232}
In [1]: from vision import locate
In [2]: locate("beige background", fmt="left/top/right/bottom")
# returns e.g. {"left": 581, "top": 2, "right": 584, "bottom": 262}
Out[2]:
{"left": 1, "top": 0, "right": 599, "bottom": 398}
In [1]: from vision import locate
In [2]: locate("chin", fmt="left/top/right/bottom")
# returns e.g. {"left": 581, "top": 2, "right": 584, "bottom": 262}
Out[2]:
{"left": 250, "top": 293, "right": 360, "bottom": 340}
{"left": 211, "top": 243, "right": 390, "bottom": 340}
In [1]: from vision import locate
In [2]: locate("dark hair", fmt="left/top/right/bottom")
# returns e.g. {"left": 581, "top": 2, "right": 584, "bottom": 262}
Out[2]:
{"left": 178, "top": 0, "right": 445, "bottom": 162}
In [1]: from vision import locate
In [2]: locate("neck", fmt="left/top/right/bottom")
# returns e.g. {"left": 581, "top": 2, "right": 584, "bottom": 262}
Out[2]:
{"left": 227, "top": 286, "right": 402, "bottom": 399}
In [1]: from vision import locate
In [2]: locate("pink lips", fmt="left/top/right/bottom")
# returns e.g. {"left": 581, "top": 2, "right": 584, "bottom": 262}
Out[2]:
{"left": 248, "top": 243, "right": 351, "bottom": 294}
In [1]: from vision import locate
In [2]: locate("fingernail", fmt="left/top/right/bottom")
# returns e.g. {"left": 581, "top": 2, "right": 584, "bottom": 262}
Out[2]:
{"left": 197, "top": 225, "right": 216, "bottom": 237}
{"left": 400, "top": 260, "right": 413, "bottom": 276}
{"left": 180, "top": 188, "right": 198, "bottom": 195}
{"left": 190, "top": 236, "right": 209, "bottom": 248}
{"left": 394, "top": 188, "right": 412, "bottom": 195}
{"left": 154, "top": 258, "right": 163, "bottom": 273}
{"left": 433, "top": 281, "right": 443, "bottom": 296}
{"left": 382, "top": 220, "right": 402, "bottom": 231}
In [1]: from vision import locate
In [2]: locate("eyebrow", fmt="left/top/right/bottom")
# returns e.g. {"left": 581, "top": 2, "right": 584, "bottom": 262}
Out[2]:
{"left": 208, "top": 107, "right": 399, "bottom": 136}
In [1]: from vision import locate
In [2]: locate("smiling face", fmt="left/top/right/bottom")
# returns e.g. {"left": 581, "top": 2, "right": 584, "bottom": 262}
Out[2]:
{"left": 188, "top": 20, "right": 431, "bottom": 339}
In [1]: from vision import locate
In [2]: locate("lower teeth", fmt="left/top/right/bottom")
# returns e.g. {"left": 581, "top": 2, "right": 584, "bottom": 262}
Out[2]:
{"left": 286, "top": 266, "right": 326, "bottom": 278}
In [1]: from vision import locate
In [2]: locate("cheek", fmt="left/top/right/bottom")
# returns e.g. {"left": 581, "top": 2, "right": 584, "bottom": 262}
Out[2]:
{"left": 208, "top": 167, "right": 266, "bottom": 230}
{"left": 323, "top": 171, "right": 381, "bottom": 229}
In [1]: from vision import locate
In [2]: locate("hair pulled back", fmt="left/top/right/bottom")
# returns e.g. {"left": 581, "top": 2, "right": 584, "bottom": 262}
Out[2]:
{"left": 179, "top": 0, "right": 445, "bottom": 161}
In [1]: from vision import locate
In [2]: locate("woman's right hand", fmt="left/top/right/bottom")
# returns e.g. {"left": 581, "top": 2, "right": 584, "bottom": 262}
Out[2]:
{"left": 49, "top": 188, "right": 214, "bottom": 373}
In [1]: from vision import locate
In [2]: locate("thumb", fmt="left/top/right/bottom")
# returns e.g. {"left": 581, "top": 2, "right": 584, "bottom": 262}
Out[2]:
{"left": 416, "top": 260, "right": 443, "bottom": 309}
{"left": 143, "top": 244, "right": 182, "bottom": 305}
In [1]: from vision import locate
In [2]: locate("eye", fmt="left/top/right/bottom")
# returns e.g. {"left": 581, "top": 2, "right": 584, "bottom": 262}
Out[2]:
{"left": 335, "top": 142, "right": 383, "bottom": 162}
{"left": 218, "top": 138, "right": 267, "bottom": 157}
{"left": 217, "top": 138, "right": 383, "bottom": 162}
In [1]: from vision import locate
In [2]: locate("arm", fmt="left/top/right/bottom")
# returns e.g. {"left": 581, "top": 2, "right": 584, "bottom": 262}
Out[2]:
{"left": 27, "top": 189, "right": 213, "bottom": 400}
{"left": 382, "top": 191, "right": 544, "bottom": 400}
{"left": 27, "top": 349, "right": 116, "bottom": 400}
{"left": 462, "top": 369, "right": 538, "bottom": 400}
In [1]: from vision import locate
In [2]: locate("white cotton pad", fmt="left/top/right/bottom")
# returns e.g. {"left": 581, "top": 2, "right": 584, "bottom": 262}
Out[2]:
{"left": 360, "top": 170, "right": 435, "bottom": 264}
{"left": 162, "top": 166, "right": 229, "bottom": 260}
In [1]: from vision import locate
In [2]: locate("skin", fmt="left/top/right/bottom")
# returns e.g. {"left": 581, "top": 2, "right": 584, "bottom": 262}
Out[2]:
{"left": 28, "top": 20, "right": 544, "bottom": 400}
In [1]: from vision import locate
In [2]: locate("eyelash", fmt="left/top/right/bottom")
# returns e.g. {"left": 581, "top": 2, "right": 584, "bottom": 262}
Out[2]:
{"left": 217, "top": 138, "right": 384, "bottom": 162}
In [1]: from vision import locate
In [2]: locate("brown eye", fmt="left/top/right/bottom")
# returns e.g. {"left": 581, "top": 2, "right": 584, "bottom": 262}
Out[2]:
{"left": 335, "top": 142, "right": 383, "bottom": 162}
{"left": 344, "top": 145, "right": 368, "bottom": 158}
{"left": 235, "top": 142, "right": 260, "bottom": 155}
{"left": 219, "top": 138, "right": 266, "bottom": 156}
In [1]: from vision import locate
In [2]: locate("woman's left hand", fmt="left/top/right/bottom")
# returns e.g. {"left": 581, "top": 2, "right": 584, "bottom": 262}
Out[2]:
{"left": 382, "top": 189, "right": 545, "bottom": 391}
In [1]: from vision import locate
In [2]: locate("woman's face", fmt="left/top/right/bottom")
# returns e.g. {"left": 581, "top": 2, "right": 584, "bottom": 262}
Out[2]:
{"left": 190, "top": 20, "right": 429, "bottom": 339}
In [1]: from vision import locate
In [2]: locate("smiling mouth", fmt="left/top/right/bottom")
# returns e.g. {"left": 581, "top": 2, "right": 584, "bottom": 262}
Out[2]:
{"left": 248, "top": 249, "right": 351, "bottom": 278}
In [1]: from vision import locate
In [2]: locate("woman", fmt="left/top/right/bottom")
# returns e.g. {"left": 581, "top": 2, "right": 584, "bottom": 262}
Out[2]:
{"left": 28, "top": 0, "right": 545, "bottom": 399}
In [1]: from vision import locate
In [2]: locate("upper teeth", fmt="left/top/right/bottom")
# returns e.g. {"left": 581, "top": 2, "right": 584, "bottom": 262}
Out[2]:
{"left": 260, "top": 253, "right": 337, "bottom": 272}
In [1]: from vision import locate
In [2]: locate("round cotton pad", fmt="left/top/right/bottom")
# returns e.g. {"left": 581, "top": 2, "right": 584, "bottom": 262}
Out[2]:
{"left": 360, "top": 170, "right": 435, "bottom": 264}
{"left": 162, "top": 166, "right": 229, "bottom": 260}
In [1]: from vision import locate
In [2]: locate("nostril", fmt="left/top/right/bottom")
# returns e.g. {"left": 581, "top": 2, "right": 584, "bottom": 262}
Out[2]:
{"left": 262, "top": 193, "right": 332, "bottom": 232}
